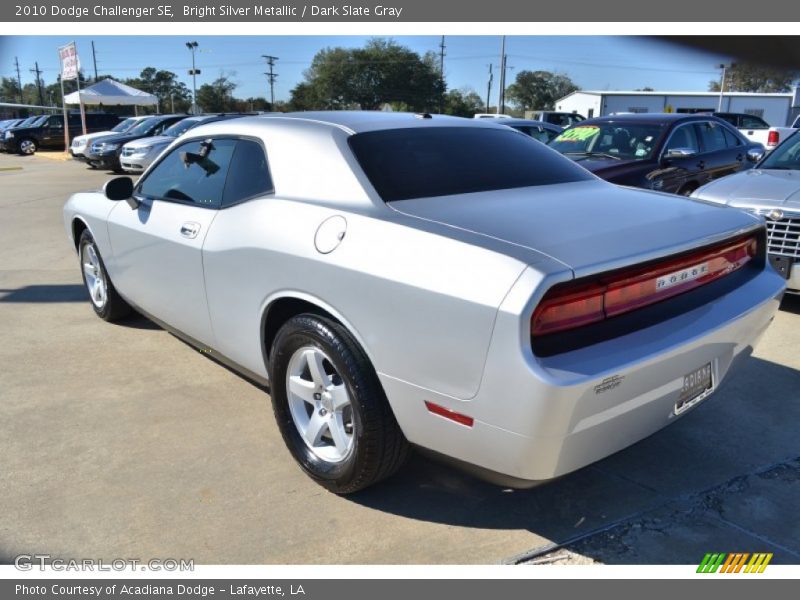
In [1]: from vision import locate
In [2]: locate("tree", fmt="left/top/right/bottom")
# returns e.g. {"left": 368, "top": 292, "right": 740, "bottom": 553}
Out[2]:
{"left": 0, "top": 77, "right": 22, "bottom": 103}
{"left": 708, "top": 63, "right": 799, "bottom": 93}
{"left": 442, "top": 88, "right": 484, "bottom": 117}
{"left": 289, "top": 38, "right": 444, "bottom": 112}
{"left": 196, "top": 73, "right": 238, "bottom": 112}
{"left": 505, "top": 70, "right": 579, "bottom": 111}
{"left": 125, "top": 68, "right": 191, "bottom": 113}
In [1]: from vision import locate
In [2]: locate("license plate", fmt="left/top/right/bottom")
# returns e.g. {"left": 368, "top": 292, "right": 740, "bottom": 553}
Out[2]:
{"left": 675, "top": 362, "right": 713, "bottom": 415}
{"left": 656, "top": 262, "right": 709, "bottom": 291}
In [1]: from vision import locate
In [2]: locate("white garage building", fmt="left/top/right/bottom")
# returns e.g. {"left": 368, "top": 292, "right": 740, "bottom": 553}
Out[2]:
{"left": 554, "top": 88, "right": 800, "bottom": 126}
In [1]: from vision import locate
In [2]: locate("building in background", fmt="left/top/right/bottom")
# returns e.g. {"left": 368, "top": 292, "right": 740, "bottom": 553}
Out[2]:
{"left": 554, "top": 88, "right": 800, "bottom": 126}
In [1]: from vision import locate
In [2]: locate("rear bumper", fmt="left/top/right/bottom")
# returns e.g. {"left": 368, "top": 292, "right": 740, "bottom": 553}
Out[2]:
{"left": 383, "top": 266, "right": 785, "bottom": 485}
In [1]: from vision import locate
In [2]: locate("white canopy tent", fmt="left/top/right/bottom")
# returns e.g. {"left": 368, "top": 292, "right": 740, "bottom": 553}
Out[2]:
{"left": 63, "top": 78, "right": 158, "bottom": 110}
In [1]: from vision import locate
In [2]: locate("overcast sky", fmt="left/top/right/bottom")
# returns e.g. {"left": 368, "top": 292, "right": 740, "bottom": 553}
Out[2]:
{"left": 1, "top": 36, "right": 730, "bottom": 104}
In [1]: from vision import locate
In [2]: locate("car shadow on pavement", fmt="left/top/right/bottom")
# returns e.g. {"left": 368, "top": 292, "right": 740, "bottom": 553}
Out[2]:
{"left": 0, "top": 284, "right": 87, "bottom": 303}
{"left": 349, "top": 355, "right": 800, "bottom": 564}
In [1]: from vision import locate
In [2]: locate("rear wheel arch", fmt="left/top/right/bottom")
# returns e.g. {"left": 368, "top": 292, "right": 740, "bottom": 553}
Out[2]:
{"left": 261, "top": 294, "right": 380, "bottom": 384}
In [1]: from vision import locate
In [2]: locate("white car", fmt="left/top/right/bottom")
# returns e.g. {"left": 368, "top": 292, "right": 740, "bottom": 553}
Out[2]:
{"left": 63, "top": 112, "right": 785, "bottom": 493}
{"left": 70, "top": 116, "right": 148, "bottom": 160}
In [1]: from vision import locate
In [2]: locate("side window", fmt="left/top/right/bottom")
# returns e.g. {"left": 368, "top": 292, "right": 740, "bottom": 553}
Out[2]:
{"left": 48, "top": 116, "right": 63, "bottom": 128}
{"left": 722, "top": 126, "right": 743, "bottom": 148}
{"left": 695, "top": 122, "right": 727, "bottom": 153}
{"left": 665, "top": 124, "right": 699, "bottom": 153}
{"left": 222, "top": 139, "right": 273, "bottom": 207}
{"left": 152, "top": 120, "right": 171, "bottom": 136}
{"left": 138, "top": 138, "right": 237, "bottom": 209}
{"left": 741, "top": 115, "right": 768, "bottom": 129}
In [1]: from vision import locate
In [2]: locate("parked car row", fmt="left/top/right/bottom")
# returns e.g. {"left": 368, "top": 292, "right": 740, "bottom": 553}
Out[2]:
{"left": 63, "top": 111, "right": 787, "bottom": 494}
{"left": 1, "top": 112, "right": 122, "bottom": 155}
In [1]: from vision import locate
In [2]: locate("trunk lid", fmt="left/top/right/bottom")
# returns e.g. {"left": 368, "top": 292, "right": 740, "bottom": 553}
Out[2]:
{"left": 390, "top": 179, "right": 762, "bottom": 278}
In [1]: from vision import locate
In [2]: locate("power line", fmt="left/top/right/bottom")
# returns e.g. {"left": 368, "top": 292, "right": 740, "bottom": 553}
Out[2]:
{"left": 29, "top": 61, "right": 44, "bottom": 106}
{"left": 14, "top": 57, "right": 23, "bottom": 102}
{"left": 91, "top": 41, "right": 98, "bottom": 82}
{"left": 485, "top": 63, "right": 493, "bottom": 111}
{"left": 439, "top": 35, "right": 446, "bottom": 113}
{"left": 262, "top": 55, "right": 278, "bottom": 108}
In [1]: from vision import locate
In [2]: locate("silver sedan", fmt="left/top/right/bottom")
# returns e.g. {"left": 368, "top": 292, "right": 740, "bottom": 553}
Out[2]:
{"left": 63, "top": 112, "right": 785, "bottom": 493}
{"left": 692, "top": 129, "right": 800, "bottom": 293}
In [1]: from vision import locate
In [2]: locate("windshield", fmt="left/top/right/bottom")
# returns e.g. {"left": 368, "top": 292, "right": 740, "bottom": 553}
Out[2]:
{"left": 163, "top": 118, "right": 201, "bottom": 138}
{"left": 349, "top": 126, "right": 593, "bottom": 202}
{"left": 127, "top": 117, "right": 160, "bottom": 135}
{"left": 759, "top": 131, "right": 800, "bottom": 171}
{"left": 111, "top": 118, "right": 137, "bottom": 133}
{"left": 550, "top": 122, "right": 667, "bottom": 161}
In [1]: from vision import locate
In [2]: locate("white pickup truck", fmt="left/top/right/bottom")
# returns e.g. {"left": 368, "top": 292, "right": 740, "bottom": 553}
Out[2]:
{"left": 714, "top": 112, "right": 799, "bottom": 152}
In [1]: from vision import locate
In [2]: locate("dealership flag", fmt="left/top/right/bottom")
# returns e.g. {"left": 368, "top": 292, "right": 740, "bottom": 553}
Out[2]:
{"left": 58, "top": 42, "right": 80, "bottom": 80}
{"left": 57, "top": 41, "right": 87, "bottom": 147}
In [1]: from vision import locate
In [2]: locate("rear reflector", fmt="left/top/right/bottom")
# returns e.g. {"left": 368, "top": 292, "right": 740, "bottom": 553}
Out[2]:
{"left": 424, "top": 401, "right": 474, "bottom": 427}
{"left": 532, "top": 235, "right": 758, "bottom": 337}
{"left": 767, "top": 130, "right": 779, "bottom": 147}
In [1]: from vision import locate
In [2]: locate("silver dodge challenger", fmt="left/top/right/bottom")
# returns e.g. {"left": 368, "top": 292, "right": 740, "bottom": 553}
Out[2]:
{"left": 63, "top": 112, "right": 786, "bottom": 494}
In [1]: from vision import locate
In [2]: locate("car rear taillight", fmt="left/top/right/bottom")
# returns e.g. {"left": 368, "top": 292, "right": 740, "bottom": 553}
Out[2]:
{"left": 531, "top": 235, "right": 758, "bottom": 337}
{"left": 767, "top": 130, "right": 780, "bottom": 147}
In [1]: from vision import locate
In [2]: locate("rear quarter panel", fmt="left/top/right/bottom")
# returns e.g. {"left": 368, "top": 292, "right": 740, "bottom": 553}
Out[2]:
{"left": 201, "top": 198, "right": 533, "bottom": 400}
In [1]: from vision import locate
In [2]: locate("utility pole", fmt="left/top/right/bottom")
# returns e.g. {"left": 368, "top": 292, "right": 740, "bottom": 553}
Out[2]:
{"left": 30, "top": 62, "right": 44, "bottom": 107}
{"left": 262, "top": 55, "right": 278, "bottom": 109}
{"left": 91, "top": 41, "right": 98, "bottom": 82}
{"left": 485, "top": 63, "right": 493, "bottom": 112}
{"left": 186, "top": 41, "right": 200, "bottom": 114}
{"left": 14, "top": 57, "right": 23, "bottom": 103}
{"left": 717, "top": 63, "right": 728, "bottom": 112}
{"left": 438, "top": 35, "right": 446, "bottom": 114}
{"left": 497, "top": 36, "right": 506, "bottom": 114}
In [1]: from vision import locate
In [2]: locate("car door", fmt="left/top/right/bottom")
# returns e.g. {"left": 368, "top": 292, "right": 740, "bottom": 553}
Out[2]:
{"left": 39, "top": 115, "right": 64, "bottom": 149}
{"left": 694, "top": 120, "right": 741, "bottom": 181}
{"left": 105, "top": 137, "right": 237, "bottom": 347}
{"left": 656, "top": 122, "right": 703, "bottom": 194}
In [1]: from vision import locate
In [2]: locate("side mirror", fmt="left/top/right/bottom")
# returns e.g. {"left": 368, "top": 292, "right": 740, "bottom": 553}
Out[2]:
{"left": 747, "top": 148, "right": 765, "bottom": 163}
{"left": 103, "top": 176, "right": 138, "bottom": 208}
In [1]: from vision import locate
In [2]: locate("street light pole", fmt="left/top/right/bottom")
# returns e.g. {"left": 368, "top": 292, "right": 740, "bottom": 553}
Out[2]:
{"left": 186, "top": 41, "right": 200, "bottom": 114}
{"left": 717, "top": 63, "right": 727, "bottom": 112}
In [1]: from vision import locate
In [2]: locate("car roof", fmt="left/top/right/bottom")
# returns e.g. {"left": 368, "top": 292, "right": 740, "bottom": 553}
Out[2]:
{"left": 577, "top": 113, "right": 724, "bottom": 126}
{"left": 500, "top": 118, "right": 561, "bottom": 128}
{"left": 250, "top": 111, "right": 501, "bottom": 134}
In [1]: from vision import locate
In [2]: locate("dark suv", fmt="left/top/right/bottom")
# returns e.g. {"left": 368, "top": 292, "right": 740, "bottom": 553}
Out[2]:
{"left": 1, "top": 113, "right": 121, "bottom": 155}
{"left": 549, "top": 113, "right": 765, "bottom": 195}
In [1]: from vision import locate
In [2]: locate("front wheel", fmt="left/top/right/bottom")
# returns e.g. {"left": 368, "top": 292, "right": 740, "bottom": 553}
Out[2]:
{"left": 18, "top": 138, "right": 37, "bottom": 155}
{"left": 78, "top": 229, "right": 131, "bottom": 321}
{"left": 269, "top": 314, "right": 409, "bottom": 494}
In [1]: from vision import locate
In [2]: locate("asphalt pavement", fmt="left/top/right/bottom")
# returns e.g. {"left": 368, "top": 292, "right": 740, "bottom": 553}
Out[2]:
{"left": 1, "top": 152, "right": 798, "bottom": 565}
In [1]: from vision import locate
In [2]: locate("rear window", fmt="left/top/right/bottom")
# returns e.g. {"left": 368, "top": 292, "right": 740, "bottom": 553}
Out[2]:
{"left": 349, "top": 126, "right": 592, "bottom": 202}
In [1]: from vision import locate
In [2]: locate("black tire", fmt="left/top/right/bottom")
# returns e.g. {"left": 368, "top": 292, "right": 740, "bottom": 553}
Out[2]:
{"left": 17, "top": 138, "right": 38, "bottom": 156}
{"left": 269, "top": 314, "right": 409, "bottom": 494}
{"left": 77, "top": 229, "right": 132, "bottom": 322}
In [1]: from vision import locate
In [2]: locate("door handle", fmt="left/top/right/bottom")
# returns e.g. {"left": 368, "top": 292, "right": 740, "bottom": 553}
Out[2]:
{"left": 696, "top": 161, "right": 705, "bottom": 169}
{"left": 180, "top": 222, "right": 201, "bottom": 239}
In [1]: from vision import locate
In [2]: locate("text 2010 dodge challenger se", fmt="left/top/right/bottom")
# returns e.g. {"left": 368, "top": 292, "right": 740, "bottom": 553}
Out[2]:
{"left": 64, "top": 112, "right": 786, "bottom": 493}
